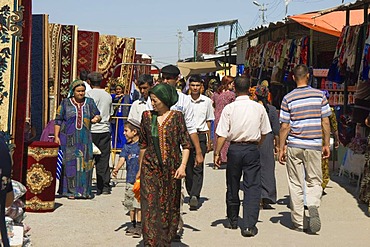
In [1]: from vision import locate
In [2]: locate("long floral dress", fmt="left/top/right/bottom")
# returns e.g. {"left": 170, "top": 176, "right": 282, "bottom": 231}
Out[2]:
{"left": 139, "top": 110, "right": 191, "bottom": 246}
{"left": 359, "top": 134, "right": 370, "bottom": 211}
{"left": 212, "top": 90, "right": 235, "bottom": 163}
{"left": 55, "top": 97, "right": 100, "bottom": 198}
{"left": 322, "top": 107, "right": 338, "bottom": 189}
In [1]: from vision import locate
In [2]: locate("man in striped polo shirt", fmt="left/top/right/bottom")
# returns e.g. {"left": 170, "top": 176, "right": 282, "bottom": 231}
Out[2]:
{"left": 278, "top": 64, "right": 331, "bottom": 234}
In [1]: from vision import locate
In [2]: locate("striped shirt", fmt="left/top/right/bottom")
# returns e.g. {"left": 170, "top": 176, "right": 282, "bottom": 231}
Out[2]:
{"left": 279, "top": 86, "right": 331, "bottom": 150}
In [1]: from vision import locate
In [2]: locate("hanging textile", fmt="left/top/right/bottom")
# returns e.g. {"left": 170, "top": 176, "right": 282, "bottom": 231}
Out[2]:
{"left": 77, "top": 30, "right": 99, "bottom": 74}
{"left": 0, "top": 0, "right": 30, "bottom": 182}
{"left": 98, "top": 36, "right": 136, "bottom": 93}
{"left": 13, "top": 0, "right": 32, "bottom": 182}
{"left": 48, "top": 23, "right": 62, "bottom": 120}
{"left": 31, "top": 14, "right": 49, "bottom": 140}
{"left": 328, "top": 25, "right": 362, "bottom": 84}
{"left": 58, "top": 25, "right": 78, "bottom": 101}
{"left": 0, "top": 1, "right": 24, "bottom": 133}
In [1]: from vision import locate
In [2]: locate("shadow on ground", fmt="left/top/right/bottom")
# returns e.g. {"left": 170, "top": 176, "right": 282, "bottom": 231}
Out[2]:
{"left": 211, "top": 216, "right": 243, "bottom": 229}
{"left": 269, "top": 211, "right": 291, "bottom": 230}
{"left": 330, "top": 174, "right": 369, "bottom": 216}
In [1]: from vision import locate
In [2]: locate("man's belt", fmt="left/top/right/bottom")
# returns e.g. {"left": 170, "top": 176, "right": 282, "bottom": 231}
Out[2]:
{"left": 230, "top": 141, "right": 259, "bottom": 145}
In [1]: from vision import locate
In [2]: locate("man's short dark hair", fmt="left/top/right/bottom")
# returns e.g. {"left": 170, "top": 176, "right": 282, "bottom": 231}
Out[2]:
{"left": 293, "top": 64, "right": 309, "bottom": 81}
{"left": 234, "top": 76, "right": 250, "bottom": 93}
{"left": 161, "top": 65, "right": 180, "bottom": 79}
{"left": 88, "top": 71, "right": 103, "bottom": 87}
{"left": 138, "top": 74, "right": 153, "bottom": 86}
{"left": 188, "top": 75, "right": 202, "bottom": 84}
{"left": 80, "top": 70, "right": 89, "bottom": 81}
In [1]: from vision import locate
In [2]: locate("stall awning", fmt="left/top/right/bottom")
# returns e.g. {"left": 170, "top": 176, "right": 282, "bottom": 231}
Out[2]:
{"left": 177, "top": 61, "right": 226, "bottom": 77}
{"left": 289, "top": 10, "right": 365, "bottom": 37}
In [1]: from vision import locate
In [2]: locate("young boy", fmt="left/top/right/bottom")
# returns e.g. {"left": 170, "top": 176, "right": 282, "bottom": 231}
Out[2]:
{"left": 112, "top": 119, "right": 141, "bottom": 238}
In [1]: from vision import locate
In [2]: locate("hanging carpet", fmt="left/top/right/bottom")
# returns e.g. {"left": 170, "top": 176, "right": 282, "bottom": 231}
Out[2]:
{"left": 77, "top": 30, "right": 99, "bottom": 74}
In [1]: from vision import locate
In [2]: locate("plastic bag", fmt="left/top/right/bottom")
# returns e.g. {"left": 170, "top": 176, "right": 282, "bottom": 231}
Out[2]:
{"left": 11, "top": 180, "right": 27, "bottom": 201}
{"left": 132, "top": 179, "right": 140, "bottom": 202}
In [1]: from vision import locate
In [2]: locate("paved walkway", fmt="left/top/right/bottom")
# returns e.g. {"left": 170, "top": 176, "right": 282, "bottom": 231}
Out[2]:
{"left": 25, "top": 152, "right": 369, "bottom": 246}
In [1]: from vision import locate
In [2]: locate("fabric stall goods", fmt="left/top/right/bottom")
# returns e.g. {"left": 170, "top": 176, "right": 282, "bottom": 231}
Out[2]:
{"left": 98, "top": 35, "right": 121, "bottom": 87}
{"left": 134, "top": 54, "right": 151, "bottom": 77}
{"left": 31, "top": 14, "right": 49, "bottom": 141}
{"left": 328, "top": 25, "right": 362, "bottom": 85}
{"left": 48, "top": 23, "right": 62, "bottom": 120}
{"left": 98, "top": 36, "right": 136, "bottom": 92}
{"left": 58, "top": 25, "right": 78, "bottom": 101}
{"left": 25, "top": 141, "right": 59, "bottom": 212}
{"left": 13, "top": 0, "right": 32, "bottom": 183}
{"left": 119, "top": 38, "right": 136, "bottom": 95}
{"left": 356, "top": 25, "right": 370, "bottom": 101}
{"left": 0, "top": 1, "right": 24, "bottom": 133}
{"left": 77, "top": 30, "right": 99, "bottom": 75}
{"left": 244, "top": 38, "right": 309, "bottom": 81}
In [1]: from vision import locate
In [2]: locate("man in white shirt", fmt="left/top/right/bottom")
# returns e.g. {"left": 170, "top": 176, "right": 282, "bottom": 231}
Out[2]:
{"left": 186, "top": 75, "right": 214, "bottom": 210}
{"left": 128, "top": 74, "right": 154, "bottom": 123}
{"left": 86, "top": 72, "right": 113, "bottom": 195}
{"left": 215, "top": 76, "right": 271, "bottom": 238}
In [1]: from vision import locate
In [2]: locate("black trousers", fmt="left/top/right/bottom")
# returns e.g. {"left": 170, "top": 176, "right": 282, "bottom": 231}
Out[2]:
{"left": 226, "top": 143, "right": 261, "bottom": 228}
{"left": 185, "top": 133, "right": 207, "bottom": 198}
{"left": 92, "top": 132, "right": 111, "bottom": 192}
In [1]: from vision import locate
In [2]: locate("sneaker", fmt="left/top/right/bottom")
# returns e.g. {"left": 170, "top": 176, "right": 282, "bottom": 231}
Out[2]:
{"left": 132, "top": 225, "right": 142, "bottom": 238}
{"left": 125, "top": 226, "right": 135, "bottom": 236}
{"left": 308, "top": 206, "right": 321, "bottom": 233}
{"left": 189, "top": 196, "right": 198, "bottom": 210}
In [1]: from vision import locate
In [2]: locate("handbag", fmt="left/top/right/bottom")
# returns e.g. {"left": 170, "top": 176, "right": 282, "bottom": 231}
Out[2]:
{"left": 132, "top": 179, "right": 140, "bottom": 202}
{"left": 92, "top": 143, "right": 101, "bottom": 155}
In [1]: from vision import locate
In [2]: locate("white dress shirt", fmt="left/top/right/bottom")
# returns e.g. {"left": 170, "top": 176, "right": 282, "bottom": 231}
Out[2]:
{"left": 188, "top": 94, "right": 215, "bottom": 132}
{"left": 216, "top": 95, "right": 271, "bottom": 142}
{"left": 128, "top": 97, "right": 147, "bottom": 123}
{"left": 146, "top": 91, "right": 197, "bottom": 134}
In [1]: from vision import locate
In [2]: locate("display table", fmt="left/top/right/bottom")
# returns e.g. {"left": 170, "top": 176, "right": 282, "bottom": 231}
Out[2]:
{"left": 25, "top": 141, "right": 59, "bottom": 212}
{"left": 339, "top": 148, "right": 366, "bottom": 192}
{"left": 9, "top": 225, "right": 24, "bottom": 247}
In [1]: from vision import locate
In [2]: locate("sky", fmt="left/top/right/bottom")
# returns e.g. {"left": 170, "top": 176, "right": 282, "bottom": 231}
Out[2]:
{"left": 33, "top": 0, "right": 349, "bottom": 67}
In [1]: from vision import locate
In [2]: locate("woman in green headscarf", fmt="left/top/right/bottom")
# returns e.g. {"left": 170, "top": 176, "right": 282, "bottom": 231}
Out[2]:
{"left": 137, "top": 83, "right": 191, "bottom": 246}
{"left": 54, "top": 80, "right": 101, "bottom": 199}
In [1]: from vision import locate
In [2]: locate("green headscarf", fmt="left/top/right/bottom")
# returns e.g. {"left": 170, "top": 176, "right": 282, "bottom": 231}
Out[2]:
{"left": 149, "top": 83, "right": 179, "bottom": 109}
{"left": 149, "top": 83, "right": 179, "bottom": 168}
{"left": 68, "top": 79, "right": 86, "bottom": 98}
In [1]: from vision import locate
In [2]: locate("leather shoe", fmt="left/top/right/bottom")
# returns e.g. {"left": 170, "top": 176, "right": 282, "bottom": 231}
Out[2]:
{"left": 262, "top": 203, "right": 275, "bottom": 210}
{"left": 227, "top": 221, "right": 238, "bottom": 230}
{"left": 241, "top": 226, "right": 258, "bottom": 237}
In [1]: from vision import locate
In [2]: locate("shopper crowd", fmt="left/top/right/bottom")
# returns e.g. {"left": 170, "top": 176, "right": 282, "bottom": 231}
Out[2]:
{"left": 47, "top": 63, "right": 370, "bottom": 247}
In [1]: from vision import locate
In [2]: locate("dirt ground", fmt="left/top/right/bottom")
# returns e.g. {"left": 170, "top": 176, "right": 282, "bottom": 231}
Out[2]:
{"left": 25, "top": 152, "right": 370, "bottom": 246}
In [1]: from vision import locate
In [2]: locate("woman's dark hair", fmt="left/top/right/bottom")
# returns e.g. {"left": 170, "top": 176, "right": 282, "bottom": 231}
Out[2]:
{"left": 217, "top": 76, "right": 234, "bottom": 93}
{"left": 256, "top": 95, "right": 269, "bottom": 113}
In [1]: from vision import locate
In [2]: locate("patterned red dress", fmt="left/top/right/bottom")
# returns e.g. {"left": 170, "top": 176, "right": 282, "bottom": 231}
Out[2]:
{"left": 212, "top": 90, "right": 236, "bottom": 163}
{"left": 139, "top": 110, "right": 191, "bottom": 246}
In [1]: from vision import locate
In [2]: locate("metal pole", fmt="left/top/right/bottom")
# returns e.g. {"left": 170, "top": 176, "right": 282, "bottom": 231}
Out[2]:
{"left": 309, "top": 29, "right": 313, "bottom": 67}
{"left": 194, "top": 30, "right": 198, "bottom": 62}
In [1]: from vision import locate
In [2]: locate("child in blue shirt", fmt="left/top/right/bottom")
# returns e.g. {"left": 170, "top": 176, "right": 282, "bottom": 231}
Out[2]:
{"left": 112, "top": 119, "right": 141, "bottom": 238}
